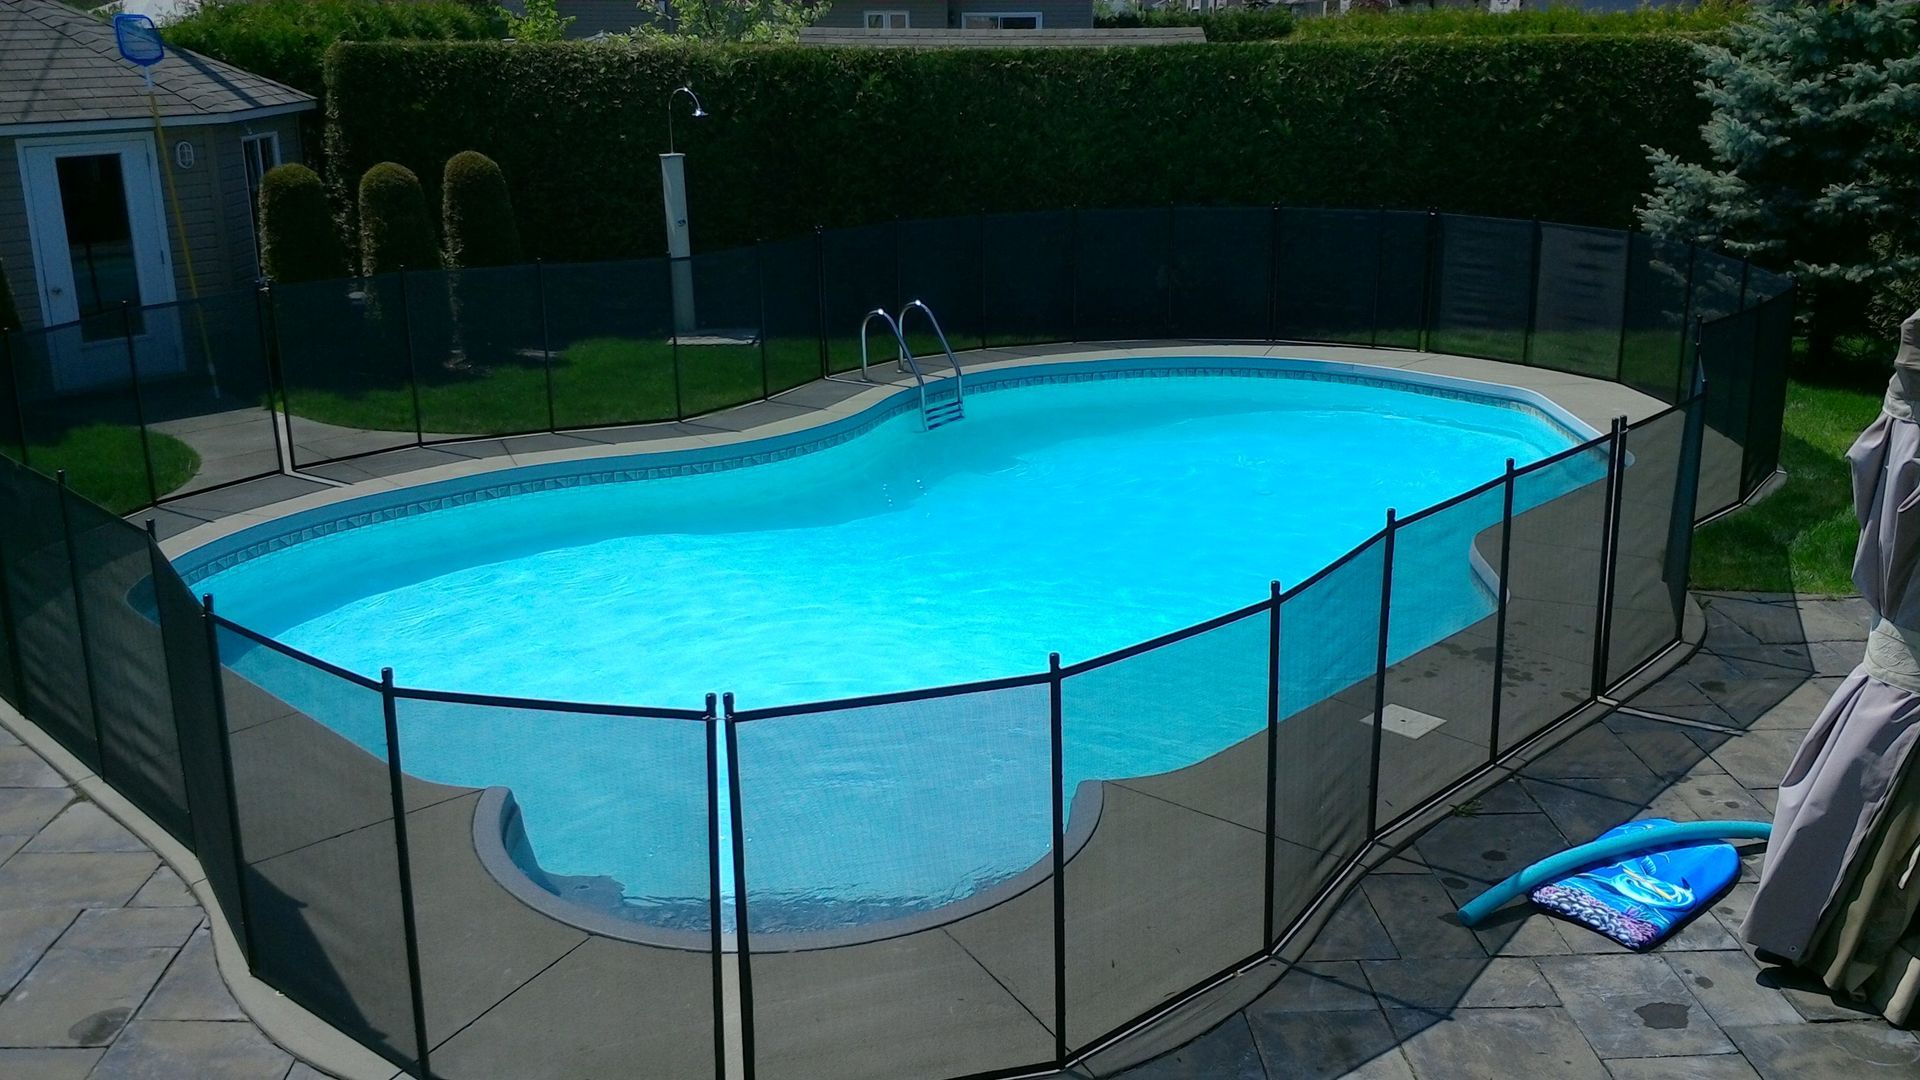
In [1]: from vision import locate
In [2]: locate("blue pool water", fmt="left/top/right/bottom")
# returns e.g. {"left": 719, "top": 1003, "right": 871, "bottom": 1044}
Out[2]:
{"left": 194, "top": 363, "right": 1590, "bottom": 934}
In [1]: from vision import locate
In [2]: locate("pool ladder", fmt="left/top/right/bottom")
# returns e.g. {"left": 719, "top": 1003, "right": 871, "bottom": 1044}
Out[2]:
{"left": 859, "top": 301, "right": 966, "bottom": 431}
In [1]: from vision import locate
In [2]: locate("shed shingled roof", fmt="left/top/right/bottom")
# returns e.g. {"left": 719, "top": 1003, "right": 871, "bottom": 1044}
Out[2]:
{"left": 0, "top": 0, "right": 313, "bottom": 131}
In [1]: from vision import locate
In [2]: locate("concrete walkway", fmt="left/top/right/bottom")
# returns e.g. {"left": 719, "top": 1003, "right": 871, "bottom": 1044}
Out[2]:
{"left": 1118, "top": 593, "right": 1920, "bottom": 1080}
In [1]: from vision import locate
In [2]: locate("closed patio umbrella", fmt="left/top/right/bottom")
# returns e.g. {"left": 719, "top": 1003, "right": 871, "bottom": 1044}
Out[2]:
{"left": 1744, "top": 309, "right": 1920, "bottom": 1022}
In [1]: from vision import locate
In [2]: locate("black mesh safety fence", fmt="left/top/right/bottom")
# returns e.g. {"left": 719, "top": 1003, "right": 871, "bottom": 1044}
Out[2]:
{"left": 404, "top": 264, "right": 549, "bottom": 440}
{"left": 898, "top": 215, "right": 986, "bottom": 358}
{"left": 1621, "top": 234, "right": 1695, "bottom": 404}
{"left": 132, "top": 291, "right": 281, "bottom": 500}
{"left": 759, "top": 236, "right": 828, "bottom": 395}
{"left": 821, "top": 221, "right": 898, "bottom": 375}
{"left": 1270, "top": 536, "right": 1385, "bottom": 940}
{"left": 982, "top": 210, "right": 1074, "bottom": 349}
{"left": 0, "top": 331, "right": 25, "bottom": 464}
{"left": 61, "top": 492, "right": 191, "bottom": 843}
{"left": 1531, "top": 224, "right": 1631, "bottom": 380}
{"left": 1431, "top": 215, "right": 1535, "bottom": 364}
{"left": 1696, "top": 306, "right": 1759, "bottom": 519}
{"left": 274, "top": 275, "right": 418, "bottom": 470}
{"left": 1061, "top": 608, "right": 1270, "bottom": 1052}
{"left": 212, "top": 619, "right": 427, "bottom": 1075}
{"left": 1374, "top": 210, "right": 1432, "bottom": 351}
{"left": 730, "top": 680, "right": 1056, "bottom": 1080}
{"left": 1273, "top": 207, "right": 1379, "bottom": 346}
{"left": 680, "top": 248, "right": 767, "bottom": 417}
{"left": 0, "top": 461, "right": 99, "bottom": 766}
{"left": 1606, "top": 401, "right": 1702, "bottom": 688}
{"left": 542, "top": 257, "right": 679, "bottom": 430}
{"left": 1376, "top": 483, "right": 1507, "bottom": 830}
{"left": 7, "top": 311, "right": 157, "bottom": 513}
{"left": 1497, "top": 437, "right": 1613, "bottom": 755}
{"left": 1741, "top": 292, "right": 1796, "bottom": 497}
{"left": 1171, "top": 205, "right": 1273, "bottom": 341}
{"left": 390, "top": 693, "right": 720, "bottom": 1080}
{"left": 1073, "top": 208, "right": 1176, "bottom": 344}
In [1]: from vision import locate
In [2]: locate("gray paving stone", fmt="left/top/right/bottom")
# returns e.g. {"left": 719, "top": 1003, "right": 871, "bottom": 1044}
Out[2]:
{"left": 1519, "top": 775, "right": 1670, "bottom": 846}
{"left": 1602, "top": 714, "right": 1723, "bottom": 782}
{"left": 86, "top": 1019, "right": 293, "bottom": 1080}
{"left": 57, "top": 908, "right": 201, "bottom": 950}
{"left": 22, "top": 803, "right": 146, "bottom": 854}
{"left": 0, "top": 853, "right": 158, "bottom": 910}
{"left": 1361, "top": 957, "right": 1557, "bottom": 1010}
{"left": 285, "top": 1065, "right": 332, "bottom": 1080}
{"left": 1359, "top": 875, "right": 1485, "bottom": 960}
{"left": 0, "top": 789, "right": 71, "bottom": 834}
{"left": 1245, "top": 1007, "right": 1413, "bottom": 1080}
{"left": 1522, "top": 725, "right": 1656, "bottom": 781}
{"left": 1742, "top": 677, "right": 1840, "bottom": 731}
{"left": 1301, "top": 891, "right": 1398, "bottom": 962}
{"left": 1460, "top": 779, "right": 1540, "bottom": 815}
{"left": 1538, "top": 953, "right": 1733, "bottom": 1059}
{"left": 1249, "top": 961, "right": 1379, "bottom": 1013}
{"left": 1413, "top": 811, "right": 1570, "bottom": 888}
{"left": 1126, "top": 1016, "right": 1265, "bottom": 1080}
{"left": 1661, "top": 951, "right": 1800, "bottom": 1029}
{"left": 1724, "top": 1021, "right": 1920, "bottom": 1080}
{"left": 0, "top": 748, "right": 66, "bottom": 788}
{"left": 0, "top": 907, "right": 77, "bottom": 994}
{"left": 0, "top": 946, "right": 174, "bottom": 1046}
{"left": 0, "top": 1047, "right": 105, "bottom": 1079}
{"left": 126, "top": 866, "right": 195, "bottom": 908}
{"left": 1695, "top": 730, "right": 1803, "bottom": 792}
{"left": 1603, "top": 1053, "right": 1760, "bottom": 1079}
{"left": 1751, "top": 963, "right": 1884, "bottom": 1023}
{"left": 1385, "top": 1007, "right": 1609, "bottom": 1080}
{"left": 138, "top": 929, "right": 244, "bottom": 1021}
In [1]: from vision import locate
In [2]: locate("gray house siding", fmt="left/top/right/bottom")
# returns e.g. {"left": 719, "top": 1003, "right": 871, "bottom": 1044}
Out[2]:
{"left": 953, "top": 0, "right": 1093, "bottom": 28}
{"left": 0, "top": 136, "right": 31, "bottom": 328}
{"left": 816, "top": 0, "right": 1094, "bottom": 29}
{"left": 815, "top": 0, "right": 954, "bottom": 29}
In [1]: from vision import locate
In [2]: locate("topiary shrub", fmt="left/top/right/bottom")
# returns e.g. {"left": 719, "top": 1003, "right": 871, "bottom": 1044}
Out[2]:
{"left": 441, "top": 151, "right": 523, "bottom": 268}
{"left": 258, "top": 163, "right": 348, "bottom": 284}
{"left": 0, "top": 255, "right": 18, "bottom": 332}
{"left": 357, "top": 162, "right": 438, "bottom": 276}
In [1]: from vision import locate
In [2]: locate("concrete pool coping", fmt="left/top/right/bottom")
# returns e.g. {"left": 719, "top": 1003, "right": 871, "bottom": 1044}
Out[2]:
{"left": 86, "top": 338, "right": 1699, "bottom": 1079}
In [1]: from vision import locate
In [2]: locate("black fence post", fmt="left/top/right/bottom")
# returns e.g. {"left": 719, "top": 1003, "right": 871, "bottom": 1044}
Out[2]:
{"left": 198, "top": 595, "right": 256, "bottom": 965}
{"left": 1612, "top": 238, "right": 1636, "bottom": 386}
{"left": 396, "top": 270, "right": 426, "bottom": 448}
{"left": 1488, "top": 460, "right": 1516, "bottom": 764}
{"left": 536, "top": 260, "right": 557, "bottom": 434}
{"left": 120, "top": 302, "right": 160, "bottom": 508}
{"left": 667, "top": 263, "right": 686, "bottom": 421}
{"left": 54, "top": 471, "right": 106, "bottom": 769}
{"left": 1366, "top": 511, "right": 1396, "bottom": 839}
{"left": 1419, "top": 210, "right": 1441, "bottom": 353}
{"left": 1266, "top": 205, "right": 1282, "bottom": 343}
{"left": 0, "top": 516, "right": 30, "bottom": 713}
{"left": 1674, "top": 247, "right": 1698, "bottom": 402}
{"left": 813, "top": 226, "right": 830, "bottom": 380}
{"left": 1369, "top": 209, "right": 1386, "bottom": 348}
{"left": 1049, "top": 651, "right": 1067, "bottom": 1065}
{"left": 703, "top": 693, "right": 725, "bottom": 1080}
{"left": 1671, "top": 380, "right": 1709, "bottom": 633}
{"left": 1068, "top": 209, "right": 1081, "bottom": 346}
{"left": 722, "top": 694, "right": 756, "bottom": 1080}
{"left": 251, "top": 286, "right": 288, "bottom": 476}
{"left": 755, "top": 241, "right": 772, "bottom": 401}
{"left": 379, "top": 668, "right": 433, "bottom": 1080}
{"left": 975, "top": 211, "right": 990, "bottom": 352}
{"left": 892, "top": 217, "right": 904, "bottom": 314}
{"left": 1590, "top": 420, "right": 1626, "bottom": 698}
{"left": 1, "top": 330, "right": 26, "bottom": 468}
{"left": 1521, "top": 219, "right": 1543, "bottom": 366}
{"left": 1262, "top": 580, "right": 1280, "bottom": 946}
{"left": 1164, "top": 204, "right": 1178, "bottom": 339}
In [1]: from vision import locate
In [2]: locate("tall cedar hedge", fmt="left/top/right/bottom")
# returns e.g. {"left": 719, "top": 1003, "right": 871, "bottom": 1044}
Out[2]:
{"left": 259, "top": 163, "right": 349, "bottom": 283}
{"left": 326, "top": 39, "right": 1710, "bottom": 263}
{"left": 442, "top": 151, "right": 524, "bottom": 268}
{"left": 357, "top": 162, "right": 439, "bottom": 275}
{"left": 0, "top": 256, "right": 17, "bottom": 333}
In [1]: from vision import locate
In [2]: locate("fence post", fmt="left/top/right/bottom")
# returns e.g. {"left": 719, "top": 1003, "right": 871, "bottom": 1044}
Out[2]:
{"left": 755, "top": 241, "right": 772, "bottom": 401}
{"left": 54, "top": 471, "right": 106, "bottom": 769}
{"left": 1266, "top": 205, "right": 1282, "bottom": 343}
{"left": 379, "top": 668, "right": 433, "bottom": 1080}
{"left": 1590, "top": 420, "right": 1627, "bottom": 698}
{"left": 1671, "top": 381, "right": 1709, "bottom": 635}
{"left": 198, "top": 595, "right": 257, "bottom": 965}
{"left": 0, "top": 514, "right": 30, "bottom": 713}
{"left": 1368, "top": 209, "right": 1386, "bottom": 348}
{"left": 703, "top": 693, "right": 725, "bottom": 1080}
{"left": 813, "top": 226, "right": 830, "bottom": 380}
{"left": 536, "top": 260, "right": 557, "bottom": 433}
{"left": 667, "top": 261, "right": 686, "bottom": 421}
{"left": 396, "top": 270, "right": 426, "bottom": 448}
{"left": 1419, "top": 210, "right": 1441, "bottom": 353}
{"left": 1049, "top": 651, "right": 1068, "bottom": 1064}
{"left": 1488, "top": 460, "right": 1516, "bottom": 764}
{"left": 1164, "top": 204, "right": 1178, "bottom": 339}
{"left": 1521, "top": 219, "right": 1543, "bottom": 366}
{"left": 976, "top": 211, "right": 990, "bottom": 352}
{"left": 892, "top": 217, "right": 904, "bottom": 314}
{"left": 1674, "top": 246, "right": 1698, "bottom": 402}
{"left": 1366, "top": 510, "right": 1396, "bottom": 840}
{"left": 722, "top": 693, "right": 756, "bottom": 1080}
{"left": 1262, "top": 580, "right": 1281, "bottom": 946}
{"left": 1612, "top": 238, "right": 1636, "bottom": 386}
{"left": 250, "top": 286, "right": 289, "bottom": 476}
{"left": 1067, "top": 209, "right": 1082, "bottom": 346}
{"left": 120, "top": 302, "right": 160, "bottom": 508}
{"left": 1, "top": 330, "right": 26, "bottom": 468}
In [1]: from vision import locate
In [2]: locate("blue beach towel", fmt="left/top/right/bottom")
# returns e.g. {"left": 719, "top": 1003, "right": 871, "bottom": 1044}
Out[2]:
{"left": 1528, "top": 819, "right": 1740, "bottom": 950}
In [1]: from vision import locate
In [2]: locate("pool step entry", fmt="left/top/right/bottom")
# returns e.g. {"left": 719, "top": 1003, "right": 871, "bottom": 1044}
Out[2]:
{"left": 859, "top": 300, "right": 966, "bottom": 431}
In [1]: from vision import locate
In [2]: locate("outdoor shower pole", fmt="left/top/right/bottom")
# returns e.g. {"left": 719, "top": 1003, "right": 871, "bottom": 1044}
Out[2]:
{"left": 663, "top": 85, "right": 707, "bottom": 336}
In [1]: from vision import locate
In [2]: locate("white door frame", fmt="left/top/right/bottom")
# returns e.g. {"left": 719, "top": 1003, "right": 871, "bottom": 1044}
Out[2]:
{"left": 16, "top": 132, "right": 182, "bottom": 390}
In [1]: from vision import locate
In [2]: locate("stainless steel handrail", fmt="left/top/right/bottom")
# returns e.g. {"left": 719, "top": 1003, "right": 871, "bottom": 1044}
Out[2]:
{"left": 899, "top": 300, "right": 964, "bottom": 410}
{"left": 859, "top": 308, "right": 930, "bottom": 424}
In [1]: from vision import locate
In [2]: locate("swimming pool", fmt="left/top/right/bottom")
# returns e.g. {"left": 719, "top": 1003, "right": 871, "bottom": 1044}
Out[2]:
{"left": 188, "top": 358, "right": 1594, "bottom": 936}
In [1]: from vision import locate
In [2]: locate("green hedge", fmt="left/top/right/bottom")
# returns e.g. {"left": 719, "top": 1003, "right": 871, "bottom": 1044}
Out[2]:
{"left": 259, "top": 163, "right": 349, "bottom": 283}
{"left": 166, "top": 0, "right": 505, "bottom": 99}
{"left": 357, "top": 162, "right": 439, "bottom": 274}
{"left": 1288, "top": 5, "right": 1743, "bottom": 39}
{"left": 442, "top": 151, "right": 524, "bottom": 268}
{"left": 328, "top": 37, "right": 1710, "bottom": 262}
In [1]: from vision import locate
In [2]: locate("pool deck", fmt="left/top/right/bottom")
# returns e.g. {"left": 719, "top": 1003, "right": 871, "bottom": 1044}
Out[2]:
{"left": 0, "top": 340, "right": 1845, "bottom": 1080}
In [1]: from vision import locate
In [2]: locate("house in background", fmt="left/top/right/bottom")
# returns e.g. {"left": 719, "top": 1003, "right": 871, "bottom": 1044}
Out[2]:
{"left": 812, "top": 0, "right": 1095, "bottom": 31}
{"left": 0, "top": 0, "right": 314, "bottom": 387}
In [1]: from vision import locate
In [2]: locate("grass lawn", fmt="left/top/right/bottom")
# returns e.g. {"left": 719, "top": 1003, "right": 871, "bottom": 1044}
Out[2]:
{"left": 1692, "top": 372, "right": 1881, "bottom": 595}
{"left": 11, "top": 425, "right": 200, "bottom": 516}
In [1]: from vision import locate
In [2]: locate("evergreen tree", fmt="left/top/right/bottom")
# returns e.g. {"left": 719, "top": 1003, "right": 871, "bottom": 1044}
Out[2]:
{"left": 258, "top": 163, "right": 349, "bottom": 284}
{"left": 441, "top": 152, "right": 524, "bottom": 269}
{"left": 357, "top": 162, "right": 439, "bottom": 276}
{"left": 1640, "top": 0, "right": 1920, "bottom": 362}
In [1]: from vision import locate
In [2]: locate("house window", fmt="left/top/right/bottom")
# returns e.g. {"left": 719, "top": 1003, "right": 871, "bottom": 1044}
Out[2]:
{"left": 961, "top": 12, "right": 1042, "bottom": 28}
{"left": 864, "top": 10, "right": 910, "bottom": 28}
{"left": 240, "top": 132, "right": 281, "bottom": 208}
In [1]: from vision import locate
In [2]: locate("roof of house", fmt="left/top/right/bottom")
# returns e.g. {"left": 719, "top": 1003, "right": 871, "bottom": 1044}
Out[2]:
{"left": 0, "top": 0, "right": 314, "bottom": 135}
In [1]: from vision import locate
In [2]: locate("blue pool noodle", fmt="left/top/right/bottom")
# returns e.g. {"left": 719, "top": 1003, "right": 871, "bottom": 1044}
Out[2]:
{"left": 1455, "top": 820, "right": 1772, "bottom": 928}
